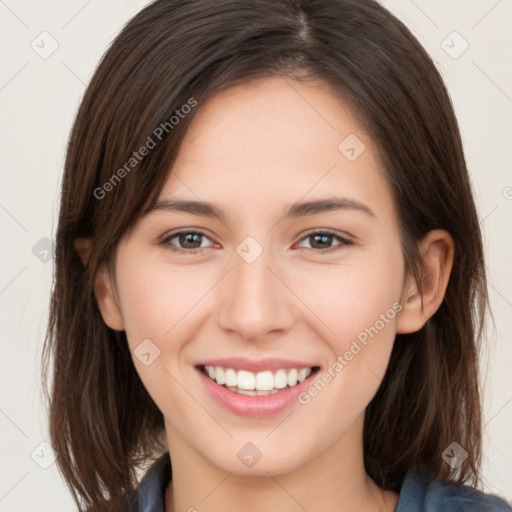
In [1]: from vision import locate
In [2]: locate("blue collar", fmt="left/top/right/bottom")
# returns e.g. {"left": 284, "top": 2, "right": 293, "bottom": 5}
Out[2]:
{"left": 126, "top": 451, "right": 511, "bottom": 512}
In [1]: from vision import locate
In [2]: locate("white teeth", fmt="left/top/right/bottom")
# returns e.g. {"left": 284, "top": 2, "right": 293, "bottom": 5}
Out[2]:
{"left": 215, "top": 367, "right": 226, "bottom": 385}
{"left": 287, "top": 368, "right": 298, "bottom": 387}
{"left": 236, "top": 388, "right": 258, "bottom": 396}
{"left": 237, "top": 370, "right": 255, "bottom": 390}
{"left": 298, "top": 368, "right": 310, "bottom": 382}
{"left": 225, "top": 368, "right": 237, "bottom": 387}
{"left": 203, "top": 365, "right": 314, "bottom": 392}
{"left": 256, "top": 370, "right": 274, "bottom": 391}
{"left": 274, "top": 369, "right": 289, "bottom": 389}
{"left": 226, "top": 386, "right": 281, "bottom": 396}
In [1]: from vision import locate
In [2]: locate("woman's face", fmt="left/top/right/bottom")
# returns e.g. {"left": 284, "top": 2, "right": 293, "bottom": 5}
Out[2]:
{"left": 105, "top": 76, "right": 410, "bottom": 475}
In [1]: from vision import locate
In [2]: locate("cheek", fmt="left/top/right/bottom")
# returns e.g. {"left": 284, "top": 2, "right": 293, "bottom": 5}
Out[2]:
{"left": 294, "top": 245, "right": 404, "bottom": 406}
{"left": 115, "top": 256, "right": 213, "bottom": 343}
{"left": 294, "top": 248, "right": 404, "bottom": 350}
{"left": 113, "top": 257, "right": 213, "bottom": 416}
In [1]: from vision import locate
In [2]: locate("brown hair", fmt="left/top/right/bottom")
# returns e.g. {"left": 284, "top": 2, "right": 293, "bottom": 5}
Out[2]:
{"left": 42, "top": 0, "right": 488, "bottom": 510}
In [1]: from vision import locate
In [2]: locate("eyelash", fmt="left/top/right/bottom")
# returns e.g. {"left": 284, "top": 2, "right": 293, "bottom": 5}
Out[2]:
{"left": 159, "top": 229, "right": 354, "bottom": 254}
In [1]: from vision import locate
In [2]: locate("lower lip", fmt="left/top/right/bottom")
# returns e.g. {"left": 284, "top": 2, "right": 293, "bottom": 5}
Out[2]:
{"left": 195, "top": 366, "right": 318, "bottom": 418}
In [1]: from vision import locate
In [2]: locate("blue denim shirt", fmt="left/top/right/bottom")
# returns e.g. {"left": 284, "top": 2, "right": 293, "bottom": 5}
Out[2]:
{"left": 123, "top": 451, "right": 511, "bottom": 511}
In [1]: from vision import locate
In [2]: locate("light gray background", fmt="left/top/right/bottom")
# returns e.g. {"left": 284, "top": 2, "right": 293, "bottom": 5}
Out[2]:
{"left": 0, "top": 1, "right": 511, "bottom": 510}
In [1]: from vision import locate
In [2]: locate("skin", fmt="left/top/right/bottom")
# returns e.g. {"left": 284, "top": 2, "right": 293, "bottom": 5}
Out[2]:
{"left": 77, "top": 76, "right": 454, "bottom": 512}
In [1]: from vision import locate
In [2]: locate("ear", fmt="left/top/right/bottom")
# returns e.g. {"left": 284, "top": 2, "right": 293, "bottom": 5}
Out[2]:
{"left": 74, "top": 237, "right": 93, "bottom": 268}
{"left": 73, "top": 237, "right": 125, "bottom": 331}
{"left": 396, "top": 229, "right": 454, "bottom": 334}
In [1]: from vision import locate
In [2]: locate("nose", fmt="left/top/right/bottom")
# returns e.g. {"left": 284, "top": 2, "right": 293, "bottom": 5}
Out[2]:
{"left": 216, "top": 241, "right": 295, "bottom": 342}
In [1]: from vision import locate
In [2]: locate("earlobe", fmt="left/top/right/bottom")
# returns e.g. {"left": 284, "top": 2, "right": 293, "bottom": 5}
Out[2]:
{"left": 93, "top": 263, "right": 125, "bottom": 331}
{"left": 396, "top": 229, "right": 454, "bottom": 334}
{"left": 73, "top": 237, "right": 93, "bottom": 268}
{"left": 73, "top": 237, "right": 125, "bottom": 331}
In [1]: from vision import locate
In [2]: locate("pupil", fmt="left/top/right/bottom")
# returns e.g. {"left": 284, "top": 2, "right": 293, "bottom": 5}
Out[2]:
{"left": 312, "top": 234, "right": 331, "bottom": 248}
{"left": 181, "top": 233, "right": 201, "bottom": 248}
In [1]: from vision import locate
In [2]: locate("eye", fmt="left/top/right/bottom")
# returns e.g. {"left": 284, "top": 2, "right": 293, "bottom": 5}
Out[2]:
{"left": 295, "top": 230, "right": 353, "bottom": 253}
{"left": 160, "top": 230, "right": 214, "bottom": 253}
{"left": 160, "top": 229, "right": 353, "bottom": 254}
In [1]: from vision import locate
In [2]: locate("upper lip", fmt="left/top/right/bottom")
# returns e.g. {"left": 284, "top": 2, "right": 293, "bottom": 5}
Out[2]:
{"left": 196, "top": 358, "right": 319, "bottom": 373}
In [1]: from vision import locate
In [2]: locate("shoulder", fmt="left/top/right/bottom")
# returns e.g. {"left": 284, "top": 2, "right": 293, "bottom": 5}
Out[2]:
{"left": 395, "top": 468, "right": 512, "bottom": 512}
{"left": 121, "top": 451, "right": 172, "bottom": 512}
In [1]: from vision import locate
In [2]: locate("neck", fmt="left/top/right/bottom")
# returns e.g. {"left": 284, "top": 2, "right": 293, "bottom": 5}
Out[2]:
{"left": 163, "top": 415, "right": 398, "bottom": 512}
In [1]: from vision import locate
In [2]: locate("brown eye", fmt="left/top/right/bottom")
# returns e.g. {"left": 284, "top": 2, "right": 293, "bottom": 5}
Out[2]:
{"left": 161, "top": 230, "right": 213, "bottom": 252}
{"left": 296, "top": 231, "right": 353, "bottom": 252}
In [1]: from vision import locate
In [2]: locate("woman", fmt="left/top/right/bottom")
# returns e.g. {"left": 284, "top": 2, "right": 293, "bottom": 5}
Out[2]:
{"left": 42, "top": 1, "right": 512, "bottom": 511}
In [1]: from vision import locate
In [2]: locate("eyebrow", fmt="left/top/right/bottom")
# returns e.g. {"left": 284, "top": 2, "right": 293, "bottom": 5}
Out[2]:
{"left": 147, "top": 197, "right": 376, "bottom": 222}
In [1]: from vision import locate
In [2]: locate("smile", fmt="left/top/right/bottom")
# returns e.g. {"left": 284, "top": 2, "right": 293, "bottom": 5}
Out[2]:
{"left": 200, "top": 365, "right": 319, "bottom": 396}
{"left": 194, "top": 357, "right": 322, "bottom": 417}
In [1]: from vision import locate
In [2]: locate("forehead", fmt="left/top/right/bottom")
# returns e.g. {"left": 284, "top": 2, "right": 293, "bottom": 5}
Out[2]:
{"left": 158, "top": 76, "right": 392, "bottom": 220}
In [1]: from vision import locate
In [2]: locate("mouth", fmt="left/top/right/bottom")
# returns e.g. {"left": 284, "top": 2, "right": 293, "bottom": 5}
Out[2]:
{"left": 196, "top": 364, "right": 321, "bottom": 396}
